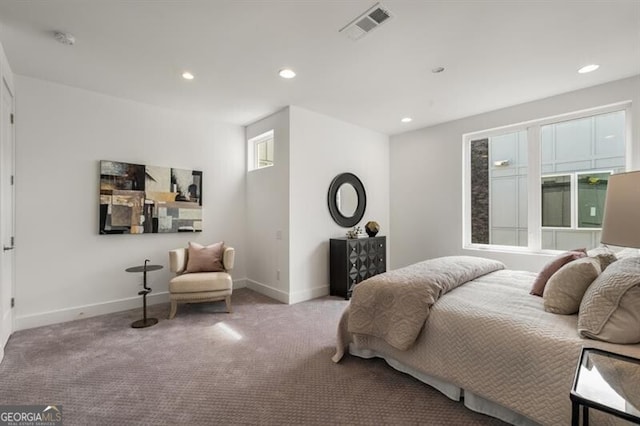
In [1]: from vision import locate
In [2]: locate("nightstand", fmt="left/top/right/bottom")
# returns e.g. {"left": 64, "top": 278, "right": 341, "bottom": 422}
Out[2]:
{"left": 570, "top": 347, "right": 640, "bottom": 425}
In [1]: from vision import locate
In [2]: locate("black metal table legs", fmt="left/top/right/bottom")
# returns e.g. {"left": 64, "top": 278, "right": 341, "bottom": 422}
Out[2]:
{"left": 129, "top": 259, "right": 160, "bottom": 328}
{"left": 131, "top": 287, "right": 158, "bottom": 328}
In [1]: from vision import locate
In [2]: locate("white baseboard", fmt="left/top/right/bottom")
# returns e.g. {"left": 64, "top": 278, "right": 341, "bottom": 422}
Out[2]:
{"left": 15, "top": 278, "right": 248, "bottom": 331}
{"left": 289, "top": 285, "right": 329, "bottom": 304}
{"left": 232, "top": 278, "right": 247, "bottom": 290}
{"left": 246, "top": 279, "right": 289, "bottom": 304}
{"left": 15, "top": 292, "right": 170, "bottom": 331}
{"left": 245, "top": 280, "right": 329, "bottom": 304}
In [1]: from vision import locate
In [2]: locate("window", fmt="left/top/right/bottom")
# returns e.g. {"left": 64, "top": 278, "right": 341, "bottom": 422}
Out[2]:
{"left": 541, "top": 172, "right": 612, "bottom": 229}
{"left": 470, "top": 131, "right": 528, "bottom": 247}
{"left": 541, "top": 175, "right": 571, "bottom": 227}
{"left": 576, "top": 172, "right": 610, "bottom": 228}
{"left": 248, "top": 130, "right": 274, "bottom": 171}
{"left": 465, "top": 105, "right": 629, "bottom": 252}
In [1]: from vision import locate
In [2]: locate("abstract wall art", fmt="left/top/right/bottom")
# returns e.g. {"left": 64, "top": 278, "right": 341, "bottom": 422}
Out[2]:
{"left": 99, "top": 160, "right": 203, "bottom": 234}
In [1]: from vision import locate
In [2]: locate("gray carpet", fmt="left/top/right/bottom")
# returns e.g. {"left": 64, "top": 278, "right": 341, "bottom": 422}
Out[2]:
{"left": 0, "top": 288, "right": 507, "bottom": 425}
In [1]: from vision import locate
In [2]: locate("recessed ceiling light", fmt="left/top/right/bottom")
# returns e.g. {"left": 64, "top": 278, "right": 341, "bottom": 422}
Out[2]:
{"left": 401, "top": 117, "right": 412, "bottom": 123}
{"left": 431, "top": 67, "right": 445, "bottom": 73}
{"left": 578, "top": 64, "right": 599, "bottom": 74}
{"left": 182, "top": 71, "right": 195, "bottom": 80}
{"left": 279, "top": 68, "right": 296, "bottom": 79}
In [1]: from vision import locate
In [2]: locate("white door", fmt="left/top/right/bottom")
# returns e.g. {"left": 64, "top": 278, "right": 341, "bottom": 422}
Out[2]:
{"left": 0, "top": 76, "right": 15, "bottom": 359}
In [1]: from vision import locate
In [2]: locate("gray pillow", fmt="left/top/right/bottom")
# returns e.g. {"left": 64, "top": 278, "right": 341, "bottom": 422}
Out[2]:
{"left": 578, "top": 257, "right": 640, "bottom": 344}
{"left": 591, "top": 253, "right": 617, "bottom": 270}
{"left": 543, "top": 257, "right": 601, "bottom": 315}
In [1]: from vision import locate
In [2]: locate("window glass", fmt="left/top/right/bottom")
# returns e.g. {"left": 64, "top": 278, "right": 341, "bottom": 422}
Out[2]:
{"left": 540, "top": 111, "right": 625, "bottom": 250}
{"left": 248, "top": 130, "right": 274, "bottom": 171}
{"left": 470, "top": 130, "right": 527, "bottom": 247}
{"left": 470, "top": 139, "right": 489, "bottom": 244}
{"left": 466, "top": 106, "right": 627, "bottom": 252}
{"left": 256, "top": 139, "right": 273, "bottom": 168}
{"left": 577, "top": 172, "right": 610, "bottom": 228}
{"left": 541, "top": 175, "right": 571, "bottom": 228}
{"left": 595, "top": 112, "right": 625, "bottom": 157}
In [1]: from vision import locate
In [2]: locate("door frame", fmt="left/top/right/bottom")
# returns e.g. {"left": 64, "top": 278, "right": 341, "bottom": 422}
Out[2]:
{"left": 0, "top": 73, "right": 15, "bottom": 359}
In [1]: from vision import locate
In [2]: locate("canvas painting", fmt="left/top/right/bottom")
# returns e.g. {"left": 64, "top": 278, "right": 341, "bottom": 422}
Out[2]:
{"left": 99, "top": 160, "right": 203, "bottom": 234}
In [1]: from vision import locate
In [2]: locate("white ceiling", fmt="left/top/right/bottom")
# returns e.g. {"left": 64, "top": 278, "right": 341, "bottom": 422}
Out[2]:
{"left": 0, "top": 1, "right": 639, "bottom": 135}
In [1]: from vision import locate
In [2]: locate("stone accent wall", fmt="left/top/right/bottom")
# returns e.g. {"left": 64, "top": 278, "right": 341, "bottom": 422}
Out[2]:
{"left": 471, "top": 139, "right": 489, "bottom": 244}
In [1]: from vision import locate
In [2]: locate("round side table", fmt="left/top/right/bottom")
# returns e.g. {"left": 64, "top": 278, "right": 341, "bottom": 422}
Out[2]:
{"left": 126, "top": 260, "right": 163, "bottom": 328}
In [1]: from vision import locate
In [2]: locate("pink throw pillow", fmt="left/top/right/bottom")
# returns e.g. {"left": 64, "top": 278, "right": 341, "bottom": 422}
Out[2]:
{"left": 186, "top": 241, "right": 226, "bottom": 273}
{"left": 530, "top": 249, "right": 587, "bottom": 297}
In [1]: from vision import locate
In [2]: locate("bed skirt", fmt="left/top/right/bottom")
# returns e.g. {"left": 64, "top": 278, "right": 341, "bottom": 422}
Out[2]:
{"left": 349, "top": 344, "right": 539, "bottom": 426}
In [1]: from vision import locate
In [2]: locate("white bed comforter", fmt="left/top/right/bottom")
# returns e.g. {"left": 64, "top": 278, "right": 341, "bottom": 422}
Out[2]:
{"left": 334, "top": 269, "right": 640, "bottom": 426}
{"left": 349, "top": 256, "right": 505, "bottom": 350}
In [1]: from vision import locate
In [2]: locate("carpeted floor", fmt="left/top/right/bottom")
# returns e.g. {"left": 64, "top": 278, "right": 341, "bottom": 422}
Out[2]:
{"left": 0, "top": 288, "right": 507, "bottom": 425}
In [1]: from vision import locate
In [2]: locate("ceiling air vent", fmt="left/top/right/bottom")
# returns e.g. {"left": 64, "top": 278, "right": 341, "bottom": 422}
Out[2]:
{"left": 339, "top": 2, "right": 393, "bottom": 41}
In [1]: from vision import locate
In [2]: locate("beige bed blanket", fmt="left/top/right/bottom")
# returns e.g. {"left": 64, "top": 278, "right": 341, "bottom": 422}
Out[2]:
{"left": 348, "top": 256, "right": 505, "bottom": 350}
{"left": 335, "top": 268, "right": 640, "bottom": 425}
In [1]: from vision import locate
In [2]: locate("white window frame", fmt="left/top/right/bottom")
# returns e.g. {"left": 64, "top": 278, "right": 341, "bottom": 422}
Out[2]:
{"left": 462, "top": 101, "right": 633, "bottom": 254}
{"left": 541, "top": 169, "right": 614, "bottom": 231}
{"left": 247, "top": 130, "right": 274, "bottom": 172}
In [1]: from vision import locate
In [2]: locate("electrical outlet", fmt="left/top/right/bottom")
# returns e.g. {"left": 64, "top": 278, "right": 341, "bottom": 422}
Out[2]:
{"left": 276, "top": 230, "right": 282, "bottom": 240}
{"left": 590, "top": 207, "right": 596, "bottom": 217}
{"left": 277, "top": 270, "right": 280, "bottom": 281}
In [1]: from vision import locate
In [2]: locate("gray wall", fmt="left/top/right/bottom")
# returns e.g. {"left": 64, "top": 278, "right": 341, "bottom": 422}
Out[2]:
{"left": 15, "top": 76, "right": 247, "bottom": 329}
{"left": 245, "top": 106, "right": 390, "bottom": 304}
{"left": 390, "top": 75, "right": 640, "bottom": 272}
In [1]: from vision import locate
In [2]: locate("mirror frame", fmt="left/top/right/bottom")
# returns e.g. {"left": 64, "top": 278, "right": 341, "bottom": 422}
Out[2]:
{"left": 327, "top": 172, "right": 367, "bottom": 227}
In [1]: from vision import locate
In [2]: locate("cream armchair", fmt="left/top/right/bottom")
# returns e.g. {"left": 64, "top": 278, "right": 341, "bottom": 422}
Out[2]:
{"left": 168, "top": 246, "right": 235, "bottom": 319}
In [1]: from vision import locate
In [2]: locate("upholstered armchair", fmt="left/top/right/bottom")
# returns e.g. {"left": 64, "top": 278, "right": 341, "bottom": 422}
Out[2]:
{"left": 168, "top": 245, "right": 235, "bottom": 319}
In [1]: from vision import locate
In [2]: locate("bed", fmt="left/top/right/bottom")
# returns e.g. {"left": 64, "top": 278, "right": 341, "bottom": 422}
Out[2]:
{"left": 333, "top": 256, "right": 640, "bottom": 426}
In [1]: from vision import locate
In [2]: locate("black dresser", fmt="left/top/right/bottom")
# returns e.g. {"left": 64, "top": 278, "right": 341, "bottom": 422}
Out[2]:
{"left": 330, "top": 236, "right": 386, "bottom": 299}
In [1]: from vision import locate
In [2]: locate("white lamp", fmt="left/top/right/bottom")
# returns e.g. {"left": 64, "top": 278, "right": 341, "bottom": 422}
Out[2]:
{"left": 600, "top": 171, "right": 640, "bottom": 248}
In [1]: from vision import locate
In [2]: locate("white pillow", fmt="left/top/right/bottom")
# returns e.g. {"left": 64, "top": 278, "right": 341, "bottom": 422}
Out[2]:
{"left": 587, "top": 245, "right": 617, "bottom": 257}
{"left": 616, "top": 247, "right": 640, "bottom": 260}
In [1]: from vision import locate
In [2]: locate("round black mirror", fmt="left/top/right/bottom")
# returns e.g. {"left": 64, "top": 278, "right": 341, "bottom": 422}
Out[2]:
{"left": 328, "top": 173, "right": 366, "bottom": 227}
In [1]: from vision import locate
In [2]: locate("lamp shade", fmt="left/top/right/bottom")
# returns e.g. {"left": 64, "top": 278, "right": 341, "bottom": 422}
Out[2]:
{"left": 600, "top": 170, "right": 640, "bottom": 248}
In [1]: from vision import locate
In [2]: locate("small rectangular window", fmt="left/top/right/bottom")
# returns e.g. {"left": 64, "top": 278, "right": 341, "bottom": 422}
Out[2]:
{"left": 541, "top": 175, "right": 571, "bottom": 228}
{"left": 248, "top": 130, "right": 274, "bottom": 171}
{"left": 577, "top": 172, "right": 610, "bottom": 229}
